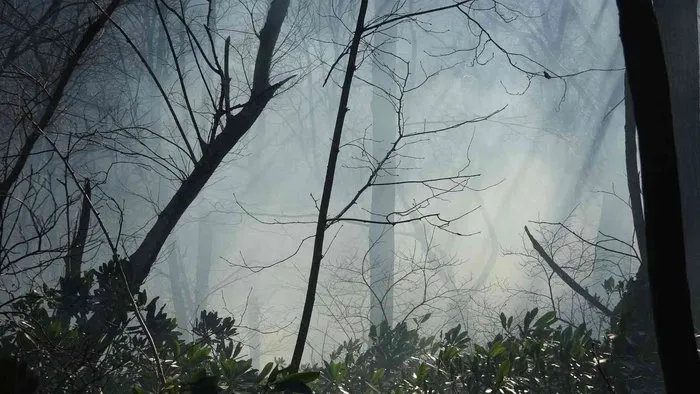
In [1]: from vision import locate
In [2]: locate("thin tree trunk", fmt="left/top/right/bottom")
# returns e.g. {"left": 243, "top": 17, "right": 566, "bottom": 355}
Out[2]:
{"left": 168, "top": 241, "right": 191, "bottom": 329}
{"left": 615, "top": 0, "right": 700, "bottom": 390}
{"left": 195, "top": 218, "right": 213, "bottom": 310}
{"left": 248, "top": 292, "right": 261, "bottom": 370}
{"left": 289, "top": 0, "right": 370, "bottom": 372}
{"left": 58, "top": 180, "right": 92, "bottom": 326}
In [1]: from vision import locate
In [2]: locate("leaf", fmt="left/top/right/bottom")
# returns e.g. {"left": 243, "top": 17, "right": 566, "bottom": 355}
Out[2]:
{"left": 416, "top": 363, "right": 428, "bottom": 381}
{"left": 269, "top": 365, "right": 282, "bottom": 382}
{"left": 259, "top": 362, "right": 274, "bottom": 382}
{"left": 137, "top": 291, "right": 147, "bottom": 306}
{"left": 561, "top": 326, "right": 573, "bottom": 345}
{"left": 276, "top": 371, "right": 320, "bottom": 384}
{"left": 603, "top": 276, "right": 615, "bottom": 294}
{"left": 371, "top": 368, "right": 385, "bottom": 385}
{"left": 369, "top": 324, "right": 377, "bottom": 339}
{"left": 523, "top": 308, "right": 538, "bottom": 333}
{"left": 187, "top": 345, "right": 211, "bottom": 363}
{"left": 534, "top": 311, "right": 557, "bottom": 329}
{"left": 495, "top": 359, "right": 511, "bottom": 388}
{"left": 500, "top": 313, "right": 507, "bottom": 330}
{"left": 419, "top": 313, "right": 432, "bottom": 324}
{"left": 490, "top": 342, "right": 506, "bottom": 359}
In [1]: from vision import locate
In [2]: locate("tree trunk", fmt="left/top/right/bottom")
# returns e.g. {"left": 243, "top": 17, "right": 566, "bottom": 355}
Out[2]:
{"left": 289, "top": 0, "right": 370, "bottom": 372}
{"left": 127, "top": 0, "right": 291, "bottom": 287}
{"left": 654, "top": 0, "right": 700, "bottom": 325}
{"left": 615, "top": 0, "right": 700, "bottom": 390}
{"left": 168, "top": 241, "right": 191, "bottom": 330}
{"left": 248, "top": 291, "right": 261, "bottom": 370}
{"left": 195, "top": 218, "right": 213, "bottom": 310}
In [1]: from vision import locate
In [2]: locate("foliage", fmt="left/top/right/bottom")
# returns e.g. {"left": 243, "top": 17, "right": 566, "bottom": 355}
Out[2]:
{"left": 0, "top": 258, "right": 316, "bottom": 393}
{"left": 2, "top": 267, "right": 619, "bottom": 394}
{"left": 312, "top": 309, "right": 613, "bottom": 394}
{"left": 0, "top": 253, "right": 654, "bottom": 394}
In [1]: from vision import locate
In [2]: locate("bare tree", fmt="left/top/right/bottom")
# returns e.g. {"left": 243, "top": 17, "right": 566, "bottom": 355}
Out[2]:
{"left": 284, "top": 0, "right": 505, "bottom": 372}
{"left": 0, "top": 0, "right": 297, "bottom": 389}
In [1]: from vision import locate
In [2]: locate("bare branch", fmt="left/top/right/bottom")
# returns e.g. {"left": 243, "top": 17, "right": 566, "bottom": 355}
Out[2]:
{"left": 525, "top": 225, "right": 613, "bottom": 317}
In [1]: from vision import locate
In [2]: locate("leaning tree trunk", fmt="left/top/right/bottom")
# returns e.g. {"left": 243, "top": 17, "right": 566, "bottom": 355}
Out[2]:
{"left": 615, "top": 0, "right": 700, "bottom": 391}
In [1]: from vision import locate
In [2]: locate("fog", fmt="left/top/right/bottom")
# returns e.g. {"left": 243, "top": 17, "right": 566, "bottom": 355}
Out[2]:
{"left": 133, "top": 0, "right": 631, "bottom": 365}
{"left": 3, "top": 0, "right": 687, "bottom": 391}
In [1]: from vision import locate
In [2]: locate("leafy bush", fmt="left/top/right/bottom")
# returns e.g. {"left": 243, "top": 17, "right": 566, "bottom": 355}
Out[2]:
{"left": 312, "top": 309, "right": 612, "bottom": 394}
{"left": 0, "top": 260, "right": 316, "bottom": 393}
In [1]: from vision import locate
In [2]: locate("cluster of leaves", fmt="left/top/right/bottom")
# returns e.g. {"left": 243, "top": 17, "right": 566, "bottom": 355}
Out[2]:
{"left": 0, "top": 255, "right": 635, "bottom": 393}
{"left": 312, "top": 309, "right": 613, "bottom": 393}
{"left": 0, "top": 257, "right": 317, "bottom": 393}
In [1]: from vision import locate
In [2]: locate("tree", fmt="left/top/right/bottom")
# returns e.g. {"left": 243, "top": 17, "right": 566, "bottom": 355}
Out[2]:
{"left": 654, "top": 0, "right": 700, "bottom": 323}
{"left": 615, "top": 0, "right": 700, "bottom": 389}
{"left": 369, "top": 0, "right": 398, "bottom": 328}
{"left": 287, "top": 0, "right": 502, "bottom": 372}
{"left": 0, "top": 0, "right": 296, "bottom": 389}
{"left": 289, "top": 0, "right": 371, "bottom": 372}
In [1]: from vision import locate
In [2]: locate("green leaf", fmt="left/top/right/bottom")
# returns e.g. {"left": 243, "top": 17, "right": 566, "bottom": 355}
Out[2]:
{"left": 416, "top": 362, "right": 428, "bottom": 381}
{"left": 276, "top": 371, "right": 320, "bottom": 384}
{"left": 187, "top": 345, "right": 211, "bottom": 363}
{"left": 495, "top": 359, "right": 511, "bottom": 388}
{"left": 371, "top": 368, "right": 385, "bottom": 385}
{"left": 419, "top": 313, "right": 432, "bottom": 324}
{"left": 490, "top": 342, "right": 506, "bottom": 358}
{"left": 500, "top": 313, "right": 507, "bottom": 330}
{"left": 259, "top": 362, "right": 274, "bottom": 382}
{"left": 534, "top": 311, "right": 557, "bottom": 328}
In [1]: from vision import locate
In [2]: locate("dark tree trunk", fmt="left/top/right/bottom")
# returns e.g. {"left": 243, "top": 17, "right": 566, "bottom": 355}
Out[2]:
{"left": 654, "top": 0, "right": 700, "bottom": 325}
{"left": 615, "top": 0, "right": 700, "bottom": 390}
{"left": 289, "top": 0, "right": 370, "bottom": 372}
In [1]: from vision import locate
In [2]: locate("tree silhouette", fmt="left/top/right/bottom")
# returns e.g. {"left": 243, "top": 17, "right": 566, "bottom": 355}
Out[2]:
{"left": 615, "top": 0, "right": 700, "bottom": 390}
